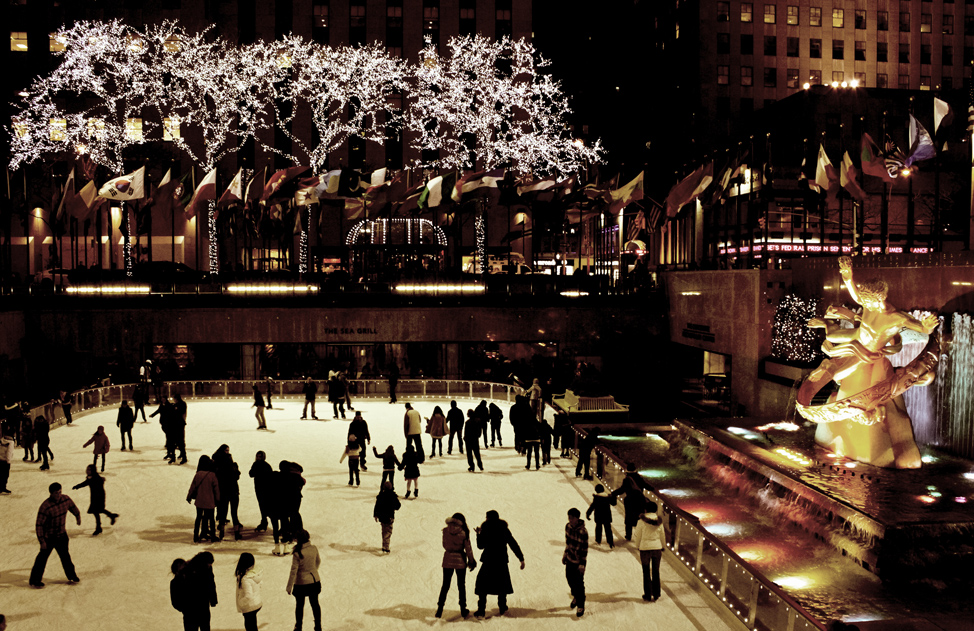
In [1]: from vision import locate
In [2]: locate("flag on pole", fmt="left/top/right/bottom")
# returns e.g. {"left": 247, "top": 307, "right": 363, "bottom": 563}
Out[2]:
{"left": 840, "top": 151, "right": 865, "bottom": 201}
{"left": 261, "top": 166, "right": 311, "bottom": 202}
{"left": 516, "top": 176, "right": 559, "bottom": 196}
{"left": 625, "top": 209, "right": 646, "bottom": 243}
{"left": 608, "top": 171, "right": 644, "bottom": 215}
{"left": 814, "top": 145, "right": 832, "bottom": 191}
{"left": 218, "top": 168, "right": 244, "bottom": 206}
{"left": 344, "top": 198, "right": 366, "bottom": 220}
{"left": 244, "top": 167, "right": 265, "bottom": 205}
{"left": 67, "top": 180, "right": 100, "bottom": 220}
{"left": 56, "top": 167, "right": 75, "bottom": 222}
{"left": 185, "top": 168, "right": 217, "bottom": 219}
{"left": 98, "top": 166, "right": 145, "bottom": 200}
{"left": 860, "top": 133, "right": 895, "bottom": 182}
{"left": 904, "top": 114, "right": 936, "bottom": 167}
{"left": 418, "top": 172, "right": 458, "bottom": 209}
{"left": 452, "top": 168, "right": 504, "bottom": 202}
{"left": 933, "top": 97, "right": 952, "bottom": 135}
{"left": 664, "top": 162, "right": 712, "bottom": 217}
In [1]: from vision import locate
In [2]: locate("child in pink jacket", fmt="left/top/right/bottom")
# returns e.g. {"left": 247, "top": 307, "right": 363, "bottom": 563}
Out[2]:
{"left": 83, "top": 426, "right": 111, "bottom": 472}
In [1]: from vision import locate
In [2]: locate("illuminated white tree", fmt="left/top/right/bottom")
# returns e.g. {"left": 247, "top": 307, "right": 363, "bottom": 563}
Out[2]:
{"left": 243, "top": 36, "right": 408, "bottom": 173}
{"left": 407, "top": 34, "right": 601, "bottom": 176}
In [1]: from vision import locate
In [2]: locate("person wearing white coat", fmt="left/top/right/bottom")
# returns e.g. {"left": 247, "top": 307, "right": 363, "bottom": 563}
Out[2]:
{"left": 632, "top": 502, "right": 666, "bottom": 602}
{"left": 234, "top": 552, "right": 262, "bottom": 631}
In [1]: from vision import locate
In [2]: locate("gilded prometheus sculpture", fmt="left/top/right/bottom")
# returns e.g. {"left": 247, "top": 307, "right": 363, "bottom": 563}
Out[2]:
{"left": 796, "top": 256, "right": 939, "bottom": 469}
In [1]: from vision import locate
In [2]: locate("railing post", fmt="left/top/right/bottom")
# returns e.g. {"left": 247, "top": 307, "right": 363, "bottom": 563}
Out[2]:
{"left": 695, "top": 531, "right": 705, "bottom": 574}
{"left": 469, "top": 382, "right": 473, "bottom": 398}
{"left": 673, "top": 518, "right": 683, "bottom": 558}
{"left": 747, "top": 579, "right": 760, "bottom": 629}
{"left": 423, "top": 380, "right": 427, "bottom": 397}
{"left": 224, "top": 381, "right": 228, "bottom": 398}
{"left": 718, "top": 554, "right": 729, "bottom": 599}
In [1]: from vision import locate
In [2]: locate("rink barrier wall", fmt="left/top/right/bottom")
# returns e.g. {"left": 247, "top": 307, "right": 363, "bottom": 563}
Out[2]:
{"left": 569, "top": 425, "right": 827, "bottom": 631}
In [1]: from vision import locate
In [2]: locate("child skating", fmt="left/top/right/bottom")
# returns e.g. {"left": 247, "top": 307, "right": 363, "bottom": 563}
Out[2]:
{"left": 340, "top": 434, "right": 362, "bottom": 486}
{"left": 72, "top": 464, "right": 119, "bottom": 535}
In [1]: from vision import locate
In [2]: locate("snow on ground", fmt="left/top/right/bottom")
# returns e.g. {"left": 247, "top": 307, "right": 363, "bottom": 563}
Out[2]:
{"left": 1, "top": 397, "right": 737, "bottom": 631}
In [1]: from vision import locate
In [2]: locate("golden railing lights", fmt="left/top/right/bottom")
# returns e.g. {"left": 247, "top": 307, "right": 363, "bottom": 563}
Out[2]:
{"left": 226, "top": 284, "right": 319, "bottom": 294}
{"left": 559, "top": 290, "right": 589, "bottom": 297}
{"left": 66, "top": 285, "right": 151, "bottom": 295}
{"left": 679, "top": 291, "right": 701, "bottom": 296}
{"left": 952, "top": 281, "right": 973, "bottom": 287}
{"left": 393, "top": 283, "right": 485, "bottom": 295}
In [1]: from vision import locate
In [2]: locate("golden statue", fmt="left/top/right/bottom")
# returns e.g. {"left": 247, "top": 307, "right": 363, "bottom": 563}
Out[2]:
{"left": 796, "top": 256, "right": 940, "bottom": 469}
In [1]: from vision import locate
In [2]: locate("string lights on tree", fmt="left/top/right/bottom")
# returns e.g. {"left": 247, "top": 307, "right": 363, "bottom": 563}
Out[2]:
{"left": 771, "top": 294, "right": 823, "bottom": 364}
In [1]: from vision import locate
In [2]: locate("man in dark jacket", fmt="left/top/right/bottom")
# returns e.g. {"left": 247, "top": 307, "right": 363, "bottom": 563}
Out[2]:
{"left": 509, "top": 395, "right": 533, "bottom": 454}
{"left": 348, "top": 412, "right": 370, "bottom": 471}
{"left": 116, "top": 400, "right": 135, "bottom": 451}
{"left": 610, "top": 462, "right": 647, "bottom": 540}
{"left": 473, "top": 510, "right": 524, "bottom": 618}
{"left": 463, "top": 410, "right": 483, "bottom": 472}
{"left": 447, "top": 400, "right": 464, "bottom": 454}
{"left": 34, "top": 415, "right": 51, "bottom": 470}
{"left": 301, "top": 377, "right": 318, "bottom": 420}
{"left": 574, "top": 427, "right": 600, "bottom": 480}
{"left": 328, "top": 374, "right": 346, "bottom": 419}
{"left": 373, "top": 481, "right": 401, "bottom": 553}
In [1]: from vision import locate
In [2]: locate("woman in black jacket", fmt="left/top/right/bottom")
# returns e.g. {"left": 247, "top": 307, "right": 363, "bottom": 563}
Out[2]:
{"left": 473, "top": 510, "right": 524, "bottom": 619}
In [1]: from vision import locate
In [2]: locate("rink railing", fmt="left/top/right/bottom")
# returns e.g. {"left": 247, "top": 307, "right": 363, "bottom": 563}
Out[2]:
{"left": 32, "top": 378, "right": 524, "bottom": 429}
{"left": 569, "top": 427, "right": 827, "bottom": 631}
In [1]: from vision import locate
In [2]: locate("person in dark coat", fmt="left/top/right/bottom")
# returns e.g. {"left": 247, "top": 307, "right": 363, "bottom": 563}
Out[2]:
{"left": 249, "top": 451, "right": 273, "bottom": 533}
{"left": 171, "top": 395, "right": 188, "bottom": 464}
{"left": 446, "top": 400, "right": 464, "bottom": 454}
{"left": 373, "top": 481, "right": 401, "bottom": 553}
{"left": 488, "top": 402, "right": 504, "bottom": 447}
{"left": 398, "top": 443, "right": 422, "bottom": 498}
{"left": 169, "top": 558, "right": 189, "bottom": 628}
{"left": 586, "top": 484, "right": 616, "bottom": 548}
{"left": 58, "top": 390, "right": 74, "bottom": 425}
{"left": 328, "top": 374, "right": 346, "bottom": 419}
{"left": 522, "top": 417, "right": 541, "bottom": 470}
{"left": 610, "top": 462, "right": 647, "bottom": 540}
{"left": 116, "top": 400, "right": 135, "bottom": 450}
{"left": 574, "top": 427, "right": 600, "bottom": 480}
{"left": 187, "top": 455, "right": 220, "bottom": 543}
{"left": 71, "top": 464, "right": 118, "bottom": 535}
{"left": 563, "top": 507, "right": 589, "bottom": 617}
{"left": 474, "top": 401, "right": 490, "bottom": 449}
{"left": 509, "top": 395, "right": 533, "bottom": 455}
{"left": 213, "top": 444, "right": 243, "bottom": 541}
{"left": 181, "top": 552, "right": 218, "bottom": 631}
{"left": 34, "top": 415, "right": 52, "bottom": 470}
{"left": 19, "top": 410, "right": 36, "bottom": 462}
{"left": 387, "top": 363, "right": 400, "bottom": 404}
{"left": 372, "top": 445, "right": 401, "bottom": 490}
{"left": 279, "top": 460, "right": 306, "bottom": 542}
{"left": 300, "top": 377, "right": 318, "bottom": 420}
{"left": 264, "top": 376, "right": 275, "bottom": 410}
{"left": 348, "top": 411, "right": 370, "bottom": 470}
{"left": 252, "top": 385, "right": 267, "bottom": 430}
{"left": 554, "top": 411, "right": 570, "bottom": 457}
{"left": 133, "top": 384, "right": 147, "bottom": 423}
{"left": 539, "top": 419, "right": 552, "bottom": 466}
{"left": 473, "top": 510, "right": 524, "bottom": 618}
{"left": 436, "top": 513, "right": 476, "bottom": 619}
{"left": 463, "top": 410, "right": 483, "bottom": 472}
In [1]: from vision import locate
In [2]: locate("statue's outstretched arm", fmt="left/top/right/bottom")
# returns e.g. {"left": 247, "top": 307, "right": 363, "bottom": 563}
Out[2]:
{"left": 837, "top": 256, "right": 861, "bottom": 305}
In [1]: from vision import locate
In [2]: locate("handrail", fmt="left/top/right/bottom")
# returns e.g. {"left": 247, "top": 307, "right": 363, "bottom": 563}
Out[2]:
{"left": 572, "top": 426, "right": 827, "bottom": 631}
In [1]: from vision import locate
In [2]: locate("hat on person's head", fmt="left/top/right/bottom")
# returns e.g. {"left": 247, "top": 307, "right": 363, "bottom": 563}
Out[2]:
{"left": 382, "top": 481, "right": 393, "bottom": 490}
{"left": 348, "top": 434, "right": 357, "bottom": 442}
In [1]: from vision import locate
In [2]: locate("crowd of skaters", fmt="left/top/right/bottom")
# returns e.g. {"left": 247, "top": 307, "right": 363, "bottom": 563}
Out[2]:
{"left": 0, "top": 369, "right": 675, "bottom": 630}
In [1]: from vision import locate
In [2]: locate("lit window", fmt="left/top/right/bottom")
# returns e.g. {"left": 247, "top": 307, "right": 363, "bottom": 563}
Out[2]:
{"left": 276, "top": 49, "right": 292, "bottom": 67}
{"left": 163, "top": 117, "right": 180, "bottom": 141}
{"left": 87, "top": 118, "right": 105, "bottom": 139}
{"left": 920, "top": 75, "right": 931, "bottom": 90}
{"left": 740, "top": 3, "right": 752, "bottom": 22}
{"left": 125, "top": 33, "right": 144, "bottom": 52}
{"left": 787, "top": 6, "right": 798, "bottom": 25}
{"left": 832, "top": 70, "right": 844, "bottom": 83}
{"left": 126, "top": 118, "right": 143, "bottom": 141}
{"left": 787, "top": 68, "right": 800, "bottom": 88}
{"left": 675, "top": 22, "right": 680, "bottom": 39}
{"left": 854, "top": 72, "right": 866, "bottom": 86}
{"left": 717, "top": 64, "right": 729, "bottom": 85}
{"left": 49, "top": 33, "right": 66, "bottom": 52}
{"left": 920, "top": 13, "right": 932, "bottom": 33}
{"left": 810, "top": 7, "right": 822, "bottom": 27}
{"left": 50, "top": 118, "right": 67, "bottom": 142}
{"left": 164, "top": 35, "right": 181, "bottom": 52}
{"left": 764, "top": 5, "right": 776, "bottom": 24}
{"left": 741, "top": 66, "right": 753, "bottom": 85}
{"left": 13, "top": 119, "right": 28, "bottom": 138}
{"left": 11, "top": 31, "right": 28, "bottom": 52}
{"left": 832, "top": 9, "right": 843, "bottom": 28}
{"left": 809, "top": 69, "right": 822, "bottom": 84}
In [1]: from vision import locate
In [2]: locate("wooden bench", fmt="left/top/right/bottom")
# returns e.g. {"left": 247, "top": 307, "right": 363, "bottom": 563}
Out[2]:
{"left": 552, "top": 390, "right": 629, "bottom": 413}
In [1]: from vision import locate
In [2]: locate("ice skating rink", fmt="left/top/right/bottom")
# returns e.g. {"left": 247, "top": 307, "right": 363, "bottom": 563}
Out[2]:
{"left": 0, "top": 398, "right": 739, "bottom": 631}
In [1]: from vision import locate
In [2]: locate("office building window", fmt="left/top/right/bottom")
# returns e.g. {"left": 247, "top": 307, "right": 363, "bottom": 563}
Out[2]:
{"left": 787, "top": 68, "right": 800, "bottom": 87}
{"left": 718, "top": 2, "right": 730, "bottom": 22}
{"left": 855, "top": 10, "right": 866, "bottom": 29}
{"left": 899, "top": 43, "right": 909, "bottom": 63}
{"left": 764, "top": 35, "right": 776, "bottom": 56}
{"left": 966, "top": 46, "right": 974, "bottom": 64}
{"left": 920, "top": 75, "right": 931, "bottom": 89}
{"left": 764, "top": 67, "right": 777, "bottom": 87}
{"left": 899, "top": 74, "right": 910, "bottom": 89}
{"left": 968, "top": 17, "right": 974, "bottom": 36}
{"left": 11, "top": 31, "right": 27, "bottom": 52}
{"left": 313, "top": 2, "right": 329, "bottom": 28}
{"left": 742, "top": 66, "right": 753, "bottom": 85}
{"left": 810, "top": 7, "right": 822, "bottom": 27}
{"left": 876, "top": 73, "right": 888, "bottom": 88}
{"left": 943, "top": 45, "right": 953, "bottom": 65}
{"left": 718, "top": 33, "right": 730, "bottom": 54}
{"left": 387, "top": 4, "right": 403, "bottom": 28}
{"left": 854, "top": 72, "right": 866, "bottom": 86}
{"left": 943, "top": 15, "right": 953, "bottom": 35}
{"left": 809, "top": 69, "right": 822, "bottom": 84}
{"left": 787, "top": 6, "right": 798, "bottom": 25}
{"left": 424, "top": 0, "right": 440, "bottom": 45}
{"left": 787, "top": 37, "right": 798, "bottom": 57}
{"left": 163, "top": 117, "right": 179, "bottom": 141}
{"left": 832, "top": 70, "right": 844, "bottom": 83}
{"left": 718, "top": 65, "right": 729, "bottom": 84}
{"left": 741, "top": 34, "right": 753, "bottom": 55}
{"left": 387, "top": 2, "right": 404, "bottom": 48}
{"left": 496, "top": 0, "right": 512, "bottom": 37}
{"left": 942, "top": 76, "right": 952, "bottom": 89}
{"left": 164, "top": 35, "right": 182, "bottom": 52}
{"left": 899, "top": 12, "right": 910, "bottom": 32}
{"left": 920, "top": 13, "right": 931, "bottom": 33}
{"left": 741, "top": 3, "right": 752, "bottom": 22}
{"left": 49, "top": 118, "right": 66, "bottom": 141}
{"left": 49, "top": 33, "right": 66, "bottom": 52}
{"left": 855, "top": 41, "right": 866, "bottom": 60}
{"left": 832, "top": 39, "right": 844, "bottom": 59}
{"left": 877, "top": 41, "right": 888, "bottom": 62}
{"left": 878, "top": 11, "right": 889, "bottom": 30}
{"left": 764, "top": 5, "right": 776, "bottom": 24}
{"left": 832, "top": 9, "right": 843, "bottom": 28}
{"left": 459, "top": 0, "right": 475, "bottom": 36}
{"left": 810, "top": 38, "right": 822, "bottom": 58}
{"left": 86, "top": 118, "right": 105, "bottom": 139}
{"left": 921, "top": 43, "right": 931, "bottom": 64}
{"left": 349, "top": 1, "right": 366, "bottom": 44}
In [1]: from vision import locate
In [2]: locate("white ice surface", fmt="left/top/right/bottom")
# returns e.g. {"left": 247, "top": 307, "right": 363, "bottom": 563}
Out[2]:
{"left": 1, "top": 398, "right": 737, "bottom": 631}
